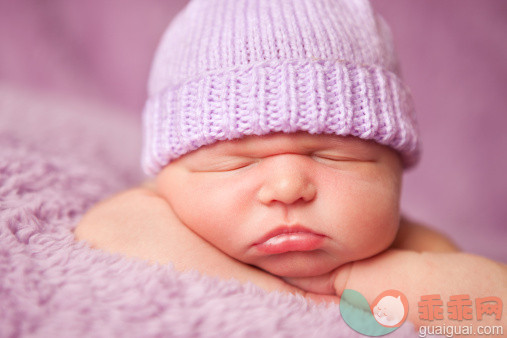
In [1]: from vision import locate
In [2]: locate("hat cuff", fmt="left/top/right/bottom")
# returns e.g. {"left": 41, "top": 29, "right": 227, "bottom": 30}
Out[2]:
{"left": 142, "top": 58, "right": 420, "bottom": 175}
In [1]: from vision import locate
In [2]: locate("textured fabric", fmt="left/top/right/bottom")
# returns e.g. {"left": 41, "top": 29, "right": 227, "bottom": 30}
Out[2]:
{"left": 142, "top": 0, "right": 420, "bottom": 175}
{"left": 0, "top": 84, "right": 417, "bottom": 337}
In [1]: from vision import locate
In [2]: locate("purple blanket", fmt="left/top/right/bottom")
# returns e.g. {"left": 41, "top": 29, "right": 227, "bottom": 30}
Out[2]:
{"left": 0, "top": 84, "right": 416, "bottom": 337}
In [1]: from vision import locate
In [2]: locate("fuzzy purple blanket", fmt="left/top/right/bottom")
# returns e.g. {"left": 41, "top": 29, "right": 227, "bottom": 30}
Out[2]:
{"left": 0, "top": 84, "right": 416, "bottom": 337}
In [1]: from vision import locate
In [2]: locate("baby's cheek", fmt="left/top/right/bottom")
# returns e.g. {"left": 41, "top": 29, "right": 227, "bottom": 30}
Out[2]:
{"left": 340, "top": 182, "right": 400, "bottom": 258}
{"left": 178, "top": 179, "right": 250, "bottom": 244}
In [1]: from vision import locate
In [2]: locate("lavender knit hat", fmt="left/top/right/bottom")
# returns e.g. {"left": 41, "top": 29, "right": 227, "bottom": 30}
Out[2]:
{"left": 142, "top": 0, "right": 420, "bottom": 175}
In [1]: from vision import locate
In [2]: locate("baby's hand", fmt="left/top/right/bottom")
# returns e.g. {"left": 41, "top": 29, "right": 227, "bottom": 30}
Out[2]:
{"left": 282, "top": 216, "right": 461, "bottom": 298}
{"left": 285, "top": 249, "right": 507, "bottom": 328}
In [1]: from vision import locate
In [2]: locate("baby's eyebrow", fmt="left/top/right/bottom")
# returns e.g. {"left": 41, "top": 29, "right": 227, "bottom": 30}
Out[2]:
{"left": 218, "top": 138, "right": 372, "bottom": 157}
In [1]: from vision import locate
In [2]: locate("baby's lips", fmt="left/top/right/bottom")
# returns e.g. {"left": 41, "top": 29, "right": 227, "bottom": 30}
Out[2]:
{"left": 252, "top": 225, "right": 326, "bottom": 254}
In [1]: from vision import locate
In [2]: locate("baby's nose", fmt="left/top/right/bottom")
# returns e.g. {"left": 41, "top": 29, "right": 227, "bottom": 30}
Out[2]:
{"left": 256, "top": 154, "right": 316, "bottom": 206}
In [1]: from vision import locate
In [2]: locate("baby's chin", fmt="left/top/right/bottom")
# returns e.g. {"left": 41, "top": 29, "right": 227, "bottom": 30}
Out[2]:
{"left": 252, "top": 251, "right": 344, "bottom": 278}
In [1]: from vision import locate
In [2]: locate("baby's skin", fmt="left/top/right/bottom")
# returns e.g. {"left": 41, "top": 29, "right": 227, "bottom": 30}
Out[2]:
{"left": 74, "top": 131, "right": 506, "bottom": 330}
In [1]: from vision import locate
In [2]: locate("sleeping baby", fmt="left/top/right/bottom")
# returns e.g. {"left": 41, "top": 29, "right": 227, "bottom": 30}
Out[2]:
{"left": 74, "top": 0, "right": 506, "bottom": 331}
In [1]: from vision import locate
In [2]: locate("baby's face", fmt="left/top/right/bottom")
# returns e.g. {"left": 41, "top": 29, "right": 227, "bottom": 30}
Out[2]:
{"left": 156, "top": 131, "right": 403, "bottom": 278}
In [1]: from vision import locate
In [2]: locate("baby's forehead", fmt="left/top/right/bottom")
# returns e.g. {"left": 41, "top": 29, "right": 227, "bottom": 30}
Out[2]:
{"left": 195, "top": 132, "right": 379, "bottom": 156}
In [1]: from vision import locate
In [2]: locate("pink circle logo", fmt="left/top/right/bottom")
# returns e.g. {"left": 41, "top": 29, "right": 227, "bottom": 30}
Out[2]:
{"left": 371, "top": 289, "right": 409, "bottom": 327}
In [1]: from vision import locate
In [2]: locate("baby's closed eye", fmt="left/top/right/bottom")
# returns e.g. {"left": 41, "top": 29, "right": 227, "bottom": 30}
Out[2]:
{"left": 192, "top": 158, "right": 259, "bottom": 172}
{"left": 311, "top": 152, "right": 375, "bottom": 164}
{"left": 194, "top": 153, "right": 375, "bottom": 173}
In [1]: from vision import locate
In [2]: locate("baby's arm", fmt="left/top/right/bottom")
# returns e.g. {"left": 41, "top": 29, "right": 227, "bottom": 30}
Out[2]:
{"left": 73, "top": 187, "right": 330, "bottom": 301}
{"left": 285, "top": 249, "right": 507, "bottom": 329}
{"left": 391, "top": 216, "right": 460, "bottom": 252}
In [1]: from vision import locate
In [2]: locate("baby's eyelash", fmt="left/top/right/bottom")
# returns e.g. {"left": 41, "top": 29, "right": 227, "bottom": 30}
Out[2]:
{"left": 227, "top": 162, "right": 254, "bottom": 170}
{"left": 312, "top": 153, "right": 377, "bottom": 164}
{"left": 215, "top": 160, "right": 259, "bottom": 172}
{"left": 312, "top": 154, "right": 355, "bottom": 162}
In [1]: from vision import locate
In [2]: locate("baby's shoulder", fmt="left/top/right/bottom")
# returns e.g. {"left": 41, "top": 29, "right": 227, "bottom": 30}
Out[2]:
{"left": 77, "top": 185, "right": 170, "bottom": 223}
{"left": 73, "top": 184, "right": 177, "bottom": 255}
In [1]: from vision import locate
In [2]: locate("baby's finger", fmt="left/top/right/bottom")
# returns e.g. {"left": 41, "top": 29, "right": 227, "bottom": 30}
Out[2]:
{"left": 282, "top": 269, "right": 342, "bottom": 295}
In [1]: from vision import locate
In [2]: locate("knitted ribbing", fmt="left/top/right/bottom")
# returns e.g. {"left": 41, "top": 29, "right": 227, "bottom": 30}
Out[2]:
{"left": 142, "top": 0, "right": 420, "bottom": 175}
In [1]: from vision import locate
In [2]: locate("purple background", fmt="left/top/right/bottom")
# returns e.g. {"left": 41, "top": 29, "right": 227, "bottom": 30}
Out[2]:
{"left": 1, "top": 0, "right": 505, "bottom": 262}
